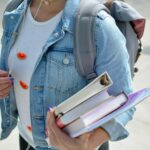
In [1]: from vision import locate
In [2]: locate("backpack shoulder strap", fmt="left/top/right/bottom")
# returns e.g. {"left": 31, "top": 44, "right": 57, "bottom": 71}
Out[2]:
{"left": 74, "top": 0, "right": 109, "bottom": 82}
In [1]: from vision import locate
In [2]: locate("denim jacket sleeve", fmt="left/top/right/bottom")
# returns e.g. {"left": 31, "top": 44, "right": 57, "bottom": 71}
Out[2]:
{"left": 95, "top": 11, "right": 136, "bottom": 141}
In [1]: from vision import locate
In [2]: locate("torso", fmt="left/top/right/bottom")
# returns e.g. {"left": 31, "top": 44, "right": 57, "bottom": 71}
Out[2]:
{"left": 8, "top": 6, "right": 63, "bottom": 147}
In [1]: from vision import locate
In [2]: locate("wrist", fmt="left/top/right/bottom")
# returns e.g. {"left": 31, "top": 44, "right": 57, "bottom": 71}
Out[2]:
{"left": 89, "top": 128, "right": 110, "bottom": 150}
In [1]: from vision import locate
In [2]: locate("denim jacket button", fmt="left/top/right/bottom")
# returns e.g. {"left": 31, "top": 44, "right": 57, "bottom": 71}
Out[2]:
{"left": 10, "top": 16, "right": 14, "bottom": 19}
{"left": 53, "top": 32, "right": 59, "bottom": 38}
{"left": 63, "top": 58, "right": 69, "bottom": 65}
{"left": 62, "top": 26, "right": 67, "bottom": 31}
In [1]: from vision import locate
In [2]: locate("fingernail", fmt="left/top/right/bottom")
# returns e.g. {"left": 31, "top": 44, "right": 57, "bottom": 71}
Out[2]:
{"left": 9, "top": 77, "right": 14, "bottom": 85}
{"left": 9, "top": 77, "right": 14, "bottom": 81}
{"left": 48, "top": 107, "right": 53, "bottom": 112}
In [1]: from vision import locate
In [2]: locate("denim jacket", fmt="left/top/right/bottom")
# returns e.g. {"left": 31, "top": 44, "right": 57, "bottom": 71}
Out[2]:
{"left": 0, "top": 0, "right": 135, "bottom": 149}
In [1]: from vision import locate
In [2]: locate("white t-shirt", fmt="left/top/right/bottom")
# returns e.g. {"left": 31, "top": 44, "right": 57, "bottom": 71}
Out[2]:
{"left": 8, "top": 6, "right": 63, "bottom": 147}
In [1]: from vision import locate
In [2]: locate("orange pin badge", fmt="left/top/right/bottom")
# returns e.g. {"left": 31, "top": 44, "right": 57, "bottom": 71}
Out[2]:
{"left": 27, "top": 126, "right": 32, "bottom": 132}
{"left": 17, "top": 52, "right": 27, "bottom": 60}
{"left": 19, "top": 80, "right": 28, "bottom": 89}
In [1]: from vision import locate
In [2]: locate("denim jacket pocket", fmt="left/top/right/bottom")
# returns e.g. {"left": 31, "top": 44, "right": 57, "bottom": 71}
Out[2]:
{"left": 44, "top": 50, "right": 86, "bottom": 105}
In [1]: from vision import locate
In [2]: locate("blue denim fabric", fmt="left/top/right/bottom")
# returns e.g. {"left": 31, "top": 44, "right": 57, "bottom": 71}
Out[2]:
{"left": 0, "top": 0, "right": 135, "bottom": 149}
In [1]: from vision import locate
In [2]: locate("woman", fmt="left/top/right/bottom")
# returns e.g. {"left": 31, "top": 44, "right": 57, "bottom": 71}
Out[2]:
{"left": 0, "top": 0, "right": 135, "bottom": 150}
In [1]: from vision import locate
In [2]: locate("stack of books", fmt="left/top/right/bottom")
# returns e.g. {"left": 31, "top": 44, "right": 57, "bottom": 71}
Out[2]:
{"left": 54, "top": 72, "right": 150, "bottom": 138}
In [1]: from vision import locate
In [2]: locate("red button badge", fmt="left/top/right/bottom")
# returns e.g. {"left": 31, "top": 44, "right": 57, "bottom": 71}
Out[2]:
{"left": 19, "top": 80, "right": 28, "bottom": 89}
{"left": 17, "top": 52, "right": 27, "bottom": 60}
{"left": 27, "top": 126, "right": 32, "bottom": 132}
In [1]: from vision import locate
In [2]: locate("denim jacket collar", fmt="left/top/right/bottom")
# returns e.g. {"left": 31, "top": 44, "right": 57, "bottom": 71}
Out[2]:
{"left": 61, "top": 0, "right": 80, "bottom": 33}
{"left": 19, "top": 0, "right": 80, "bottom": 33}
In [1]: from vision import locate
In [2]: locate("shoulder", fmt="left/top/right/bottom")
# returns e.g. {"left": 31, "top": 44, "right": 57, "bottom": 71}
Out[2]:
{"left": 95, "top": 10, "right": 126, "bottom": 48}
{"left": 96, "top": 10, "right": 115, "bottom": 27}
{"left": 95, "top": 10, "right": 124, "bottom": 39}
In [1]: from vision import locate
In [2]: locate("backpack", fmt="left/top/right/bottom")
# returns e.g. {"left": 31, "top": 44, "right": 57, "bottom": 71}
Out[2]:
{"left": 74, "top": 0, "right": 145, "bottom": 81}
{"left": 3, "top": 0, "right": 146, "bottom": 81}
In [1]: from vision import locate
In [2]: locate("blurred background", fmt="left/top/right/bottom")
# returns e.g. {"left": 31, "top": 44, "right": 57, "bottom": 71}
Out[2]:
{"left": 0, "top": 0, "right": 150, "bottom": 150}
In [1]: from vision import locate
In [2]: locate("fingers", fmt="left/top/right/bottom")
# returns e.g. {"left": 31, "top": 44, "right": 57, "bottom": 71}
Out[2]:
{"left": 0, "top": 86, "right": 11, "bottom": 99}
{"left": 46, "top": 109, "right": 92, "bottom": 150}
{"left": 46, "top": 108, "right": 74, "bottom": 149}
{"left": 47, "top": 109, "right": 69, "bottom": 139}
{"left": 46, "top": 109, "right": 61, "bottom": 148}
{"left": 46, "top": 108, "right": 61, "bottom": 135}
{"left": 0, "top": 82, "right": 12, "bottom": 90}
{"left": 0, "top": 70, "right": 9, "bottom": 77}
{"left": 0, "top": 77, "right": 12, "bottom": 84}
{"left": 0, "top": 70, "right": 13, "bottom": 99}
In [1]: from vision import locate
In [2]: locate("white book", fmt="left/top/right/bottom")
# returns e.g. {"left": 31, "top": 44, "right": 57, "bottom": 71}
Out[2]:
{"left": 56, "top": 89, "right": 110, "bottom": 128}
{"left": 55, "top": 72, "right": 113, "bottom": 116}
{"left": 63, "top": 88, "right": 150, "bottom": 138}
{"left": 63, "top": 93, "right": 127, "bottom": 135}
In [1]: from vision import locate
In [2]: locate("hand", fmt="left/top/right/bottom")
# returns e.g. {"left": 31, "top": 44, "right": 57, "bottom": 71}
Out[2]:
{"left": 0, "top": 70, "right": 13, "bottom": 99}
{"left": 46, "top": 108, "right": 109, "bottom": 150}
{"left": 46, "top": 108, "right": 91, "bottom": 150}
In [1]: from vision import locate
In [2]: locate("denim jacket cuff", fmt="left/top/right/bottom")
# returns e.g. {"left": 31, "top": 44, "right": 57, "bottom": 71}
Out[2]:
{"left": 101, "top": 119, "right": 129, "bottom": 141}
